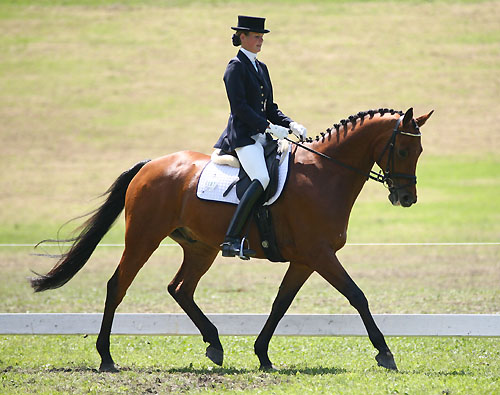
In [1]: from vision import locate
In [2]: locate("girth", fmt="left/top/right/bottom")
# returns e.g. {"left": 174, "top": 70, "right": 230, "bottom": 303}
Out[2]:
{"left": 220, "top": 140, "right": 286, "bottom": 262}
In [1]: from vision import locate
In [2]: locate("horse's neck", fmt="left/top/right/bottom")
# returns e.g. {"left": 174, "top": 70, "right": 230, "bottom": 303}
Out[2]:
{"left": 318, "top": 117, "right": 390, "bottom": 176}
{"left": 306, "top": 116, "right": 394, "bottom": 207}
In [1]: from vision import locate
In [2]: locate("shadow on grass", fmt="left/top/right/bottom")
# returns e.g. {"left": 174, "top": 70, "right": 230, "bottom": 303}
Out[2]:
{"left": 1, "top": 364, "right": 347, "bottom": 376}
{"left": 272, "top": 366, "right": 348, "bottom": 375}
{"left": 125, "top": 365, "right": 348, "bottom": 376}
{"left": 6, "top": 365, "right": 469, "bottom": 378}
{"left": 1, "top": 365, "right": 99, "bottom": 374}
{"left": 400, "top": 369, "right": 472, "bottom": 377}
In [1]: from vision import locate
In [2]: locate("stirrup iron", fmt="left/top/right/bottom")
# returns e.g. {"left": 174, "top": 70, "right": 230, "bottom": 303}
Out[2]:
{"left": 239, "top": 237, "right": 250, "bottom": 261}
{"left": 220, "top": 237, "right": 255, "bottom": 260}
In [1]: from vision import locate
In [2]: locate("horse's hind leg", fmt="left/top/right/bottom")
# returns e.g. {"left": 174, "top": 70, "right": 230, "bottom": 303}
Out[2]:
{"left": 254, "top": 262, "right": 313, "bottom": 370}
{"left": 167, "top": 243, "right": 222, "bottom": 365}
{"left": 96, "top": 242, "right": 159, "bottom": 372}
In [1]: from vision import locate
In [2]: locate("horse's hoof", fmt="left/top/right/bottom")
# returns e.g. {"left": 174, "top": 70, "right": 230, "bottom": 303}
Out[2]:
{"left": 99, "top": 363, "right": 120, "bottom": 373}
{"left": 376, "top": 351, "right": 398, "bottom": 371}
{"left": 206, "top": 345, "right": 224, "bottom": 366}
{"left": 259, "top": 364, "right": 278, "bottom": 372}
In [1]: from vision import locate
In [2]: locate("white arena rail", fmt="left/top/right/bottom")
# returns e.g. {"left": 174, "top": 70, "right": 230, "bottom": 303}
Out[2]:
{"left": 1, "top": 314, "right": 499, "bottom": 337}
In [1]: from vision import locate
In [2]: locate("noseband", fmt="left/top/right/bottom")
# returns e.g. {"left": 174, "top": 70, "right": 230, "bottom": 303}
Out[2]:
{"left": 284, "top": 115, "right": 421, "bottom": 191}
{"left": 376, "top": 116, "right": 421, "bottom": 193}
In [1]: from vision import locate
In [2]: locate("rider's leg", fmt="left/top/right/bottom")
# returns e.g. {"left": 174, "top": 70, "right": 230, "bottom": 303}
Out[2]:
{"left": 235, "top": 139, "right": 270, "bottom": 190}
{"left": 221, "top": 140, "right": 269, "bottom": 259}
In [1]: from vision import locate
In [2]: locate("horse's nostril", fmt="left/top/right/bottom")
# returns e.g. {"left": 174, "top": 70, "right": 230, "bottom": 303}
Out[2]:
{"left": 401, "top": 194, "right": 415, "bottom": 207}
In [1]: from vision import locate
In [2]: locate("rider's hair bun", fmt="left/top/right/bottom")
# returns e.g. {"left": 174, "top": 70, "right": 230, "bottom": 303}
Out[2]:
{"left": 232, "top": 33, "right": 241, "bottom": 47}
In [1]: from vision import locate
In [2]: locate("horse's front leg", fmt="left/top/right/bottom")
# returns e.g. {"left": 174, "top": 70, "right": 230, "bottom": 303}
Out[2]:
{"left": 254, "top": 262, "right": 313, "bottom": 370}
{"left": 314, "top": 250, "right": 397, "bottom": 370}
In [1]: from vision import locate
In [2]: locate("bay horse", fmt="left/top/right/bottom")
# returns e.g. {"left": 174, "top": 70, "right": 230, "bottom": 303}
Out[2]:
{"left": 31, "top": 107, "right": 433, "bottom": 372}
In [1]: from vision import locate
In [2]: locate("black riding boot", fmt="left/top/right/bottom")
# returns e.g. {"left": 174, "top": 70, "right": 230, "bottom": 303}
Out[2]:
{"left": 221, "top": 179, "right": 264, "bottom": 259}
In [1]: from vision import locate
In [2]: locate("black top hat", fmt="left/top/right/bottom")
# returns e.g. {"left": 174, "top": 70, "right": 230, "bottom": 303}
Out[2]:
{"left": 231, "top": 15, "right": 270, "bottom": 34}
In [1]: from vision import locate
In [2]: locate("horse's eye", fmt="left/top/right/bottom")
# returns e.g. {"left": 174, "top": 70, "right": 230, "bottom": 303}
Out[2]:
{"left": 398, "top": 149, "right": 408, "bottom": 158}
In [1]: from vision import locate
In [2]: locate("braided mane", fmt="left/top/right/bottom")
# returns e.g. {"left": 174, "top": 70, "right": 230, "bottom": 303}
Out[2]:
{"left": 305, "top": 108, "right": 404, "bottom": 143}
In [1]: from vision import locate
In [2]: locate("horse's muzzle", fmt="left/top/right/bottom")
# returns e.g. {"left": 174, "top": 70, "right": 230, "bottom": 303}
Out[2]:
{"left": 388, "top": 188, "right": 417, "bottom": 207}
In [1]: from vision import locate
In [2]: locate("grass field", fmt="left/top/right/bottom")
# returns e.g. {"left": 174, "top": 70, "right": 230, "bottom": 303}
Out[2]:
{"left": 1, "top": 0, "right": 499, "bottom": 242}
{"left": 1, "top": 336, "right": 499, "bottom": 394}
{"left": 1, "top": 0, "right": 499, "bottom": 393}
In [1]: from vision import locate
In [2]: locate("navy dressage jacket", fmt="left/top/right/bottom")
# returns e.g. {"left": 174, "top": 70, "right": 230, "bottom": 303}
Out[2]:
{"left": 214, "top": 50, "right": 293, "bottom": 152}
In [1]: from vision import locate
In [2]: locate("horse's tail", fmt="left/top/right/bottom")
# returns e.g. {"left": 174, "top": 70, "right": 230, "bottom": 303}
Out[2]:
{"left": 30, "top": 159, "right": 151, "bottom": 293}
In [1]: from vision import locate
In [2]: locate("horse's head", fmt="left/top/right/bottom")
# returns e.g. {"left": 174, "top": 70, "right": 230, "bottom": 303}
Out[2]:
{"left": 375, "top": 108, "right": 433, "bottom": 207}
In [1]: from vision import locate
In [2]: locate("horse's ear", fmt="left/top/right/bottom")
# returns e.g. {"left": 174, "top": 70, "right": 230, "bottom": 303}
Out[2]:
{"left": 416, "top": 110, "right": 434, "bottom": 127}
{"left": 403, "top": 107, "right": 414, "bottom": 127}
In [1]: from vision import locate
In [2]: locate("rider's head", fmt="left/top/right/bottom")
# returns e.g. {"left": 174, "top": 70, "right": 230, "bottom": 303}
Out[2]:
{"left": 231, "top": 16, "right": 269, "bottom": 53}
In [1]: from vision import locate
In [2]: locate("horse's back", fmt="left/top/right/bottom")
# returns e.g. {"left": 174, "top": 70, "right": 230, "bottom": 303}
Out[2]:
{"left": 124, "top": 150, "right": 209, "bottom": 222}
{"left": 130, "top": 151, "right": 209, "bottom": 189}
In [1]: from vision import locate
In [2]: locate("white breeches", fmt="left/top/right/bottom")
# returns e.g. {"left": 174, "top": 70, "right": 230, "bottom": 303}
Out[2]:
{"left": 234, "top": 134, "right": 270, "bottom": 190}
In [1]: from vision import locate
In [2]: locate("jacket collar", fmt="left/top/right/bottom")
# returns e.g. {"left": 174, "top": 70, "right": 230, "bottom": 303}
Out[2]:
{"left": 240, "top": 47, "right": 258, "bottom": 66}
{"left": 237, "top": 50, "right": 264, "bottom": 82}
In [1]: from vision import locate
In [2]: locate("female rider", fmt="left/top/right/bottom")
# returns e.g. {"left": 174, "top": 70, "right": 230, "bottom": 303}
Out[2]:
{"left": 214, "top": 15, "right": 307, "bottom": 259}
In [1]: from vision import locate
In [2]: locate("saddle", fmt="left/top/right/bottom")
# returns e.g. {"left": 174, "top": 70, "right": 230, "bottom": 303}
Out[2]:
{"left": 214, "top": 140, "right": 287, "bottom": 263}
{"left": 220, "top": 139, "right": 281, "bottom": 202}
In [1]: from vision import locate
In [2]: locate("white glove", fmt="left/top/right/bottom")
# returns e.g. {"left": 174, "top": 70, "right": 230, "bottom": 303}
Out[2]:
{"left": 290, "top": 122, "right": 307, "bottom": 141}
{"left": 266, "top": 124, "right": 289, "bottom": 140}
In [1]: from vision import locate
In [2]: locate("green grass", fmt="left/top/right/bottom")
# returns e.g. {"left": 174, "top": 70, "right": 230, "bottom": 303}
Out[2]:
{"left": 1, "top": 336, "right": 499, "bottom": 394}
{"left": 3, "top": 243, "right": 499, "bottom": 315}
{"left": 1, "top": 0, "right": 499, "bottom": 244}
{"left": 1, "top": 1, "right": 499, "bottom": 393}
{"left": 1, "top": 0, "right": 495, "bottom": 5}
{"left": 349, "top": 154, "right": 500, "bottom": 243}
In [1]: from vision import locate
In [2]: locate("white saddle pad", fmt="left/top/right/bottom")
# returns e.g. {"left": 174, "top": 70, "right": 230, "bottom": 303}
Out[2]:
{"left": 197, "top": 152, "right": 290, "bottom": 206}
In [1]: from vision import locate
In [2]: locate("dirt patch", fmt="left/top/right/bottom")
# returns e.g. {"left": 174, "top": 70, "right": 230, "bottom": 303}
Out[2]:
{"left": 1, "top": 365, "right": 287, "bottom": 394}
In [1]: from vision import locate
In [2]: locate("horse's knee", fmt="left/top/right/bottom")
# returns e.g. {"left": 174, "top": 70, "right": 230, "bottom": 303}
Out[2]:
{"left": 347, "top": 287, "right": 369, "bottom": 310}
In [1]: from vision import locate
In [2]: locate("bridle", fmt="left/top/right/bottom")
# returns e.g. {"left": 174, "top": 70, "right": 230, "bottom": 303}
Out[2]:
{"left": 375, "top": 116, "right": 421, "bottom": 193}
{"left": 285, "top": 115, "right": 421, "bottom": 192}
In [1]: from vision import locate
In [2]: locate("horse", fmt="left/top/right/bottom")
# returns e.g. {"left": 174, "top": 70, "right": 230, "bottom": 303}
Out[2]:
{"left": 31, "top": 107, "right": 433, "bottom": 372}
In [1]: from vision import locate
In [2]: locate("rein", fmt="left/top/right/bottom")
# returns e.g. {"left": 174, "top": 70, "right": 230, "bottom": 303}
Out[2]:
{"left": 284, "top": 137, "right": 386, "bottom": 183}
{"left": 285, "top": 116, "right": 422, "bottom": 189}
